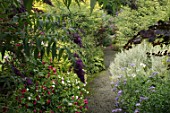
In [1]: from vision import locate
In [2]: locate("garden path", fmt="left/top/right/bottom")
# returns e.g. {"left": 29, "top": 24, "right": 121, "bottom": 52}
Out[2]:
{"left": 86, "top": 47, "right": 117, "bottom": 113}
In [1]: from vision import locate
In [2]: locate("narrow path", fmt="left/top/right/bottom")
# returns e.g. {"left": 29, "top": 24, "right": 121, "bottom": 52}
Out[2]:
{"left": 86, "top": 47, "right": 117, "bottom": 113}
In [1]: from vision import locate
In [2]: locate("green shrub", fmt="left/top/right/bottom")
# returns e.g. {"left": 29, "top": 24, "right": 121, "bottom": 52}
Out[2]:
{"left": 109, "top": 42, "right": 170, "bottom": 113}
{"left": 5, "top": 60, "right": 88, "bottom": 113}
{"left": 114, "top": 0, "right": 170, "bottom": 45}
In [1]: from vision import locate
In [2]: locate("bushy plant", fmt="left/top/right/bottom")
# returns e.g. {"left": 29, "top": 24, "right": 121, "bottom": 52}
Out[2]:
{"left": 4, "top": 60, "right": 88, "bottom": 113}
{"left": 114, "top": 0, "right": 170, "bottom": 45}
{"left": 109, "top": 42, "right": 170, "bottom": 113}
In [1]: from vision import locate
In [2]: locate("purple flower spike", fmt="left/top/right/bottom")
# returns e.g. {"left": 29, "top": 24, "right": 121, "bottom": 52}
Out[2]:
{"left": 112, "top": 108, "right": 122, "bottom": 112}
{"left": 26, "top": 77, "right": 33, "bottom": 85}
{"left": 118, "top": 90, "right": 123, "bottom": 96}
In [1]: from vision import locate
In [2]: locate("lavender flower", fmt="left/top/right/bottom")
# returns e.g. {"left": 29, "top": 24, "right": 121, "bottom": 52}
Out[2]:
{"left": 118, "top": 90, "right": 123, "bottom": 96}
{"left": 26, "top": 77, "right": 33, "bottom": 85}
{"left": 140, "top": 96, "right": 148, "bottom": 102}
{"left": 136, "top": 103, "right": 141, "bottom": 107}
{"left": 134, "top": 109, "right": 139, "bottom": 113}
{"left": 115, "top": 97, "right": 119, "bottom": 101}
{"left": 148, "top": 86, "right": 155, "bottom": 90}
{"left": 167, "top": 58, "right": 170, "bottom": 62}
{"left": 149, "top": 72, "right": 158, "bottom": 78}
{"left": 129, "top": 63, "right": 135, "bottom": 67}
{"left": 112, "top": 108, "right": 122, "bottom": 112}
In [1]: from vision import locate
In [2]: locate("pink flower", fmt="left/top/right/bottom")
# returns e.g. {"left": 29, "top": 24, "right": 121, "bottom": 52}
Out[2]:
{"left": 53, "top": 67, "right": 56, "bottom": 73}
{"left": 72, "top": 96, "right": 74, "bottom": 100}
{"left": 86, "top": 106, "right": 88, "bottom": 109}
{"left": 84, "top": 99, "right": 88, "bottom": 104}
{"left": 33, "top": 100, "right": 37, "bottom": 105}
{"left": 33, "top": 109, "right": 36, "bottom": 112}
{"left": 47, "top": 99, "right": 51, "bottom": 104}
{"left": 79, "top": 106, "right": 82, "bottom": 109}
{"left": 74, "top": 102, "right": 78, "bottom": 105}
{"left": 48, "top": 65, "right": 53, "bottom": 70}
{"left": 48, "top": 91, "right": 51, "bottom": 95}
{"left": 40, "top": 32, "right": 45, "bottom": 35}
{"left": 42, "top": 61, "right": 46, "bottom": 65}
{"left": 21, "top": 88, "right": 26, "bottom": 94}
{"left": 16, "top": 43, "right": 22, "bottom": 47}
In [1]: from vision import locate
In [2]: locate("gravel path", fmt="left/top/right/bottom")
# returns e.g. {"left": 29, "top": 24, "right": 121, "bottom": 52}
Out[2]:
{"left": 86, "top": 48, "right": 117, "bottom": 113}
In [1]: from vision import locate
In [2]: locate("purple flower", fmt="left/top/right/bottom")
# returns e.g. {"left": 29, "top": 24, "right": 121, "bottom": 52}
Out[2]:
{"left": 148, "top": 86, "right": 155, "bottom": 90}
{"left": 11, "top": 65, "right": 25, "bottom": 78}
{"left": 115, "top": 81, "right": 119, "bottom": 87}
{"left": 140, "top": 96, "right": 148, "bottom": 102}
{"left": 121, "top": 67, "right": 126, "bottom": 71}
{"left": 74, "top": 53, "right": 79, "bottom": 58}
{"left": 118, "top": 90, "right": 123, "bottom": 96}
{"left": 124, "top": 80, "right": 127, "bottom": 85}
{"left": 115, "top": 97, "right": 119, "bottom": 101}
{"left": 112, "top": 108, "right": 122, "bottom": 112}
{"left": 72, "top": 33, "right": 83, "bottom": 47}
{"left": 167, "top": 58, "right": 170, "bottom": 62}
{"left": 136, "top": 103, "right": 140, "bottom": 106}
{"left": 74, "top": 58, "right": 85, "bottom": 83}
{"left": 75, "top": 59, "right": 84, "bottom": 69}
{"left": 129, "top": 63, "right": 135, "bottom": 67}
{"left": 26, "top": 77, "right": 33, "bottom": 85}
{"left": 134, "top": 109, "right": 139, "bottom": 113}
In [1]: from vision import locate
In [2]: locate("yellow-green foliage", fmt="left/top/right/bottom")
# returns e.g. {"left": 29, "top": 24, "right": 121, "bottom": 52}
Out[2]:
{"left": 114, "top": 0, "right": 170, "bottom": 44}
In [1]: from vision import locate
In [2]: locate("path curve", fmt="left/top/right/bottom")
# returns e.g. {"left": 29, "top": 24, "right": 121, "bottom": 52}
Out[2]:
{"left": 86, "top": 47, "right": 117, "bottom": 113}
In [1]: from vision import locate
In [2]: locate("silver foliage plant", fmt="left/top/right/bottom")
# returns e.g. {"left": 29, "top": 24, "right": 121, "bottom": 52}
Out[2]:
{"left": 109, "top": 42, "right": 170, "bottom": 79}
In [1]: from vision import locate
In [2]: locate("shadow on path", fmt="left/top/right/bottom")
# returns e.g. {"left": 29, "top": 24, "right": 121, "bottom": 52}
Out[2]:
{"left": 86, "top": 47, "right": 117, "bottom": 113}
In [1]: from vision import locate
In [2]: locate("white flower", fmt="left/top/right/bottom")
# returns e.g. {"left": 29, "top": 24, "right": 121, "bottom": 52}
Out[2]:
{"left": 30, "top": 93, "right": 33, "bottom": 97}
{"left": 140, "top": 63, "right": 146, "bottom": 68}
{"left": 62, "top": 80, "right": 65, "bottom": 84}
{"left": 68, "top": 103, "right": 73, "bottom": 106}
{"left": 52, "top": 81, "right": 55, "bottom": 84}
{"left": 77, "top": 86, "right": 80, "bottom": 89}
{"left": 28, "top": 97, "right": 31, "bottom": 100}
{"left": 132, "top": 74, "right": 136, "bottom": 77}
{"left": 52, "top": 85, "right": 55, "bottom": 88}
{"left": 26, "top": 88, "right": 29, "bottom": 91}
{"left": 62, "top": 77, "right": 64, "bottom": 81}
{"left": 76, "top": 96, "right": 78, "bottom": 99}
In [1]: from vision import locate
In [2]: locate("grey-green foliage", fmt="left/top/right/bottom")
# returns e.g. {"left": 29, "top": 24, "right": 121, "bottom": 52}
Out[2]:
{"left": 114, "top": 0, "right": 170, "bottom": 44}
{"left": 109, "top": 42, "right": 170, "bottom": 79}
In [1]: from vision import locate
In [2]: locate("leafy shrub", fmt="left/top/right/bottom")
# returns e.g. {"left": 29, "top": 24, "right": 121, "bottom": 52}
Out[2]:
{"left": 109, "top": 42, "right": 170, "bottom": 113}
{"left": 5, "top": 60, "right": 88, "bottom": 113}
{"left": 114, "top": 0, "right": 170, "bottom": 45}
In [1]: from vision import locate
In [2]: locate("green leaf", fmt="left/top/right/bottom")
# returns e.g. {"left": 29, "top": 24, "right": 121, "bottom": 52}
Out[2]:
{"left": 27, "top": 102, "right": 33, "bottom": 107}
{"left": 52, "top": 42, "right": 57, "bottom": 60}
{"left": 47, "top": 41, "right": 52, "bottom": 55}
{"left": 36, "top": 38, "right": 41, "bottom": 51}
{"left": 90, "top": 0, "right": 96, "bottom": 14}
{"left": 75, "top": 0, "right": 80, "bottom": 7}
{"left": 34, "top": 48, "right": 39, "bottom": 59}
{"left": 1, "top": 46, "right": 6, "bottom": 60}
{"left": 23, "top": 0, "right": 34, "bottom": 12}
{"left": 58, "top": 48, "right": 65, "bottom": 61}
{"left": 41, "top": 47, "right": 45, "bottom": 59}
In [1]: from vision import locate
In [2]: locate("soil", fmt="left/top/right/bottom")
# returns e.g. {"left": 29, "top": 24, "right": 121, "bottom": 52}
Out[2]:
{"left": 86, "top": 47, "right": 117, "bottom": 113}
